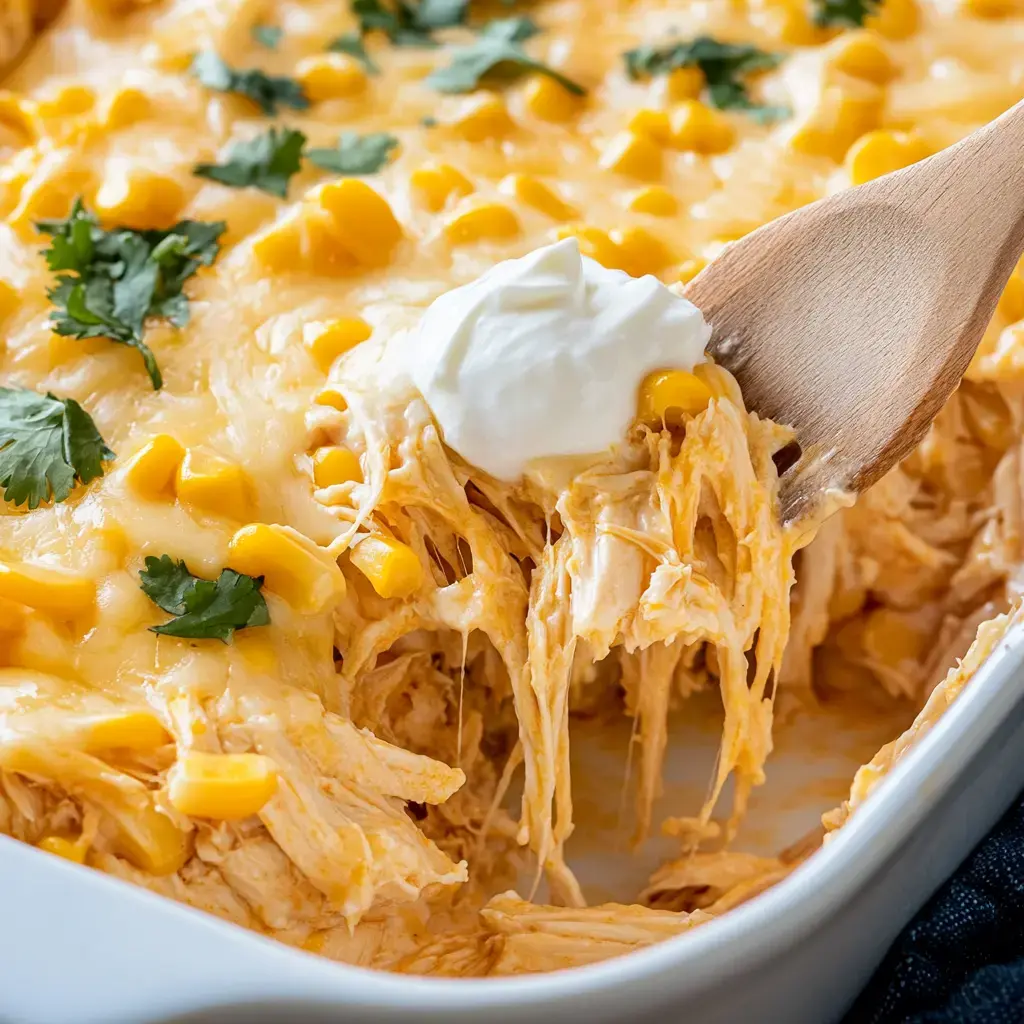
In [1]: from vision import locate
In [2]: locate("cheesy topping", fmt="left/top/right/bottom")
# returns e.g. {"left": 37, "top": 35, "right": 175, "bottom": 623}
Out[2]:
{"left": 1, "top": 0, "right": 1024, "bottom": 979}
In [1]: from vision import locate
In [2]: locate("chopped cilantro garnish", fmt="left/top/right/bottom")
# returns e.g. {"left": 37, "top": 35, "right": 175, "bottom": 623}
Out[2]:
{"left": 307, "top": 132, "right": 399, "bottom": 175}
{"left": 427, "top": 16, "right": 585, "bottom": 95}
{"left": 351, "top": 0, "right": 467, "bottom": 47}
{"left": 328, "top": 31, "right": 380, "bottom": 74}
{"left": 139, "top": 555, "right": 270, "bottom": 643}
{"left": 0, "top": 387, "right": 114, "bottom": 509}
{"left": 811, "top": 0, "right": 881, "bottom": 26}
{"left": 37, "top": 200, "right": 225, "bottom": 390}
{"left": 194, "top": 127, "right": 307, "bottom": 198}
{"left": 623, "top": 35, "right": 784, "bottom": 121}
{"left": 191, "top": 50, "right": 309, "bottom": 114}
{"left": 251, "top": 23, "right": 283, "bottom": 49}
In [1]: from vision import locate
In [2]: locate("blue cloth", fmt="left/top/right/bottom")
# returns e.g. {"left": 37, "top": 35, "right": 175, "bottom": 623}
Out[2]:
{"left": 846, "top": 795, "right": 1024, "bottom": 1023}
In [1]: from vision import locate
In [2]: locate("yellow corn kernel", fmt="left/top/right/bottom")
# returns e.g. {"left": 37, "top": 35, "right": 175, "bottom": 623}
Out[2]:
{"left": 82, "top": 711, "right": 171, "bottom": 752}
{"left": 314, "top": 388, "right": 348, "bottom": 412}
{"left": 664, "top": 66, "right": 705, "bottom": 101}
{"left": 38, "top": 835, "right": 88, "bottom": 864}
{"left": 523, "top": 74, "right": 582, "bottom": 122}
{"left": 999, "top": 273, "right": 1024, "bottom": 322}
{"left": 167, "top": 751, "right": 278, "bottom": 820}
{"left": 789, "top": 80, "right": 884, "bottom": 162}
{"left": 303, "top": 317, "right": 372, "bottom": 372}
{"left": 845, "top": 130, "right": 930, "bottom": 185}
{"left": 228, "top": 523, "right": 346, "bottom": 612}
{"left": 0, "top": 561, "right": 95, "bottom": 618}
{"left": 763, "top": 0, "right": 835, "bottom": 44}
{"left": 95, "top": 167, "right": 186, "bottom": 231}
{"left": 637, "top": 370, "right": 713, "bottom": 426}
{"left": 555, "top": 224, "right": 621, "bottom": 269}
{"left": 599, "top": 131, "right": 663, "bottom": 180}
{"left": 317, "top": 179, "right": 403, "bottom": 267}
{"left": 828, "top": 31, "right": 893, "bottom": 84}
{"left": 103, "top": 86, "right": 152, "bottom": 129}
{"left": 349, "top": 535, "right": 423, "bottom": 599}
{"left": 675, "top": 257, "right": 707, "bottom": 284}
{"left": 115, "top": 802, "right": 190, "bottom": 875}
{"left": 409, "top": 162, "right": 474, "bottom": 212}
{"left": 865, "top": 0, "right": 919, "bottom": 38}
{"left": 0, "top": 278, "right": 18, "bottom": 321}
{"left": 504, "top": 174, "right": 576, "bottom": 221}
{"left": 628, "top": 109, "right": 672, "bottom": 145}
{"left": 628, "top": 185, "right": 679, "bottom": 217}
{"left": 37, "top": 85, "right": 96, "bottom": 119}
{"left": 0, "top": 91, "right": 40, "bottom": 143}
{"left": 176, "top": 450, "right": 252, "bottom": 521}
{"left": 252, "top": 220, "right": 303, "bottom": 272}
{"left": 962, "top": 0, "right": 1024, "bottom": 13}
{"left": 613, "top": 226, "right": 673, "bottom": 277}
{"left": 444, "top": 200, "right": 520, "bottom": 245}
{"left": 447, "top": 92, "right": 514, "bottom": 141}
{"left": 313, "top": 446, "right": 363, "bottom": 488}
{"left": 669, "top": 101, "right": 734, "bottom": 154}
{"left": 124, "top": 435, "right": 185, "bottom": 500}
{"left": 295, "top": 53, "right": 366, "bottom": 102}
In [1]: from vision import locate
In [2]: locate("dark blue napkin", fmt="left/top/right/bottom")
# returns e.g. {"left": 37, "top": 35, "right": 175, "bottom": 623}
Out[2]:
{"left": 846, "top": 794, "right": 1024, "bottom": 1023}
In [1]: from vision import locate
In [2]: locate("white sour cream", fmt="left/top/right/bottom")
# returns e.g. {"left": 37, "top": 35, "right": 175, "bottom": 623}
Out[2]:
{"left": 405, "top": 238, "right": 710, "bottom": 481}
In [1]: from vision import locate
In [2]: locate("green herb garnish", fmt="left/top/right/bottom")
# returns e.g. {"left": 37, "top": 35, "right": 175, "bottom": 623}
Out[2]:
{"left": 194, "top": 127, "right": 307, "bottom": 198}
{"left": 0, "top": 387, "right": 114, "bottom": 509}
{"left": 191, "top": 50, "right": 309, "bottom": 114}
{"left": 139, "top": 555, "right": 270, "bottom": 642}
{"left": 328, "top": 31, "right": 380, "bottom": 74}
{"left": 307, "top": 132, "right": 399, "bottom": 175}
{"left": 37, "top": 201, "right": 225, "bottom": 390}
{"left": 427, "top": 16, "right": 585, "bottom": 95}
{"left": 811, "top": 0, "right": 881, "bottom": 26}
{"left": 623, "top": 35, "right": 784, "bottom": 121}
{"left": 351, "top": 0, "right": 467, "bottom": 47}
{"left": 251, "top": 23, "right": 284, "bottom": 49}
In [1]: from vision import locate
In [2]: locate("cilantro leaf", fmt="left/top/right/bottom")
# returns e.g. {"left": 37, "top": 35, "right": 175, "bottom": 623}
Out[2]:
{"left": 811, "top": 0, "right": 881, "bottom": 26}
{"left": 251, "top": 23, "right": 283, "bottom": 49}
{"left": 350, "top": 0, "right": 467, "bottom": 49}
{"left": 194, "top": 127, "right": 307, "bottom": 198}
{"left": 0, "top": 387, "right": 114, "bottom": 509}
{"left": 139, "top": 555, "right": 270, "bottom": 643}
{"left": 191, "top": 50, "right": 309, "bottom": 114}
{"left": 622, "top": 35, "right": 784, "bottom": 121}
{"left": 427, "top": 16, "right": 585, "bottom": 95}
{"left": 37, "top": 201, "right": 225, "bottom": 389}
{"left": 328, "top": 31, "right": 380, "bottom": 74}
{"left": 307, "top": 132, "right": 398, "bottom": 175}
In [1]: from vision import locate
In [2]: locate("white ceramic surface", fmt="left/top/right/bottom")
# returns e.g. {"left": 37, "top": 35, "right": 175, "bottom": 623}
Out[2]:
{"left": 2, "top": 623, "right": 1024, "bottom": 1024}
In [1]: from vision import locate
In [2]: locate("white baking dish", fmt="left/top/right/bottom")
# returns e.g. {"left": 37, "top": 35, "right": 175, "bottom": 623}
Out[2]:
{"left": 2, "top": 622, "right": 1024, "bottom": 1024}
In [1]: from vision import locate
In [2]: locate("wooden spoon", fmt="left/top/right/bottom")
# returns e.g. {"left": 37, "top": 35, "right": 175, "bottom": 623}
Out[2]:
{"left": 686, "top": 99, "right": 1024, "bottom": 524}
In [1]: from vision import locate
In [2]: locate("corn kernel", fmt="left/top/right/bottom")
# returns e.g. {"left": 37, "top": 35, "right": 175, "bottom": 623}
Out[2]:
{"left": 444, "top": 200, "right": 520, "bottom": 245}
{"left": 81, "top": 710, "right": 171, "bottom": 752}
{"left": 637, "top": 370, "right": 713, "bottom": 426}
{"left": 999, "top": 273, "right": 1024, "bottom": 322}
{"left": 295, "top": 53, "right": 366, "bottom": 102}
{"left": 168, "top": 751, "right": 278, "bottom": 820}
{"left": 0, "top": 561, "right": 95, "bottom": 618}
{"left": 115, "top": 804, "right": 190, "bottom": 875}
{"left": 669, "top": 101, "right": 735, "bottom": 154}
{"left": 228, "top": 523, "right": 346, "bottom": 612}
{"left": 124, "top": 435, "right": 185, "bottom": 500}
{"left": 628, "top": 109, "right": 672, "bottom": 145}
{"left": 613, "top": 226, "right": 673, "bottom": 277}
{"left": 789, "top": 80, "right": 884, "bottom": 161}
{"left": 504, "top": 174, "right": 576, "bottom": 221}
{"left": 314, "top": 388, "right": 348, "bottom": 412}
{"left": 628, "top": 185, "right": 679, "bottom": 216}
{"left": 763, "top": 0, "right": 835, "bottom": 44}
{"left": 176, "top": 450, "right": 252, "bottom": 521}
{"left": 313, "top": 446, "right": 363, "bottom": 487}
{"left": 845, "top": 130, "right": 930, "bottom": 185}
{"left": 962, "top": 0, "right": 1023, "bottom": 13}
{"left": 523, "top": 74, "right": 583, "bottom": 122}
{"left": 447, "top": 93, "right": 514, "bottom": 141}
{"left": 95, "top": 166, "right": 186, "bottom": 230}
{"left": 316, "top": 179, "right": 402, "bottom": 266}
{"left": 664, "top": 66, "right": 705, "bottom": 101}
{"left": 0, "top": 279, "right": 18, "bottom": 321}
{"left": 349, "top": 535, "right": 424, "bottom": 599}
{"left": 599, "top": 131, "right": 663, "bottom": 180}
{"left": 555, "top": 224, "right": 621, "bottom": 269}
{"left": 409, "top": 162, "right": 474, "bottom": 212}
{"left": 303, "top": 317, "right": 372, "bottom": 372}
{"left": 865, "top": 0, "right": 919, "bottom": 38}
{"left": 0, "top": 92, "right": 40, "bottom": 143}
{"left": 38, "top": 835, "right": 88, "bottom": 863}
{"left": 675, "top": 257, "right": 707, "bottom": 284}
{"left": 37, "top": 85, "right": 96, "bottom": 120}
{"left": 828, "top": 32, "right": 893, "bottom": 84}
{"left": 102, "top": 86, "right": 152, "bottom": 129}
{"left": 252, "top": 220, "right": 303, "bottom": 272}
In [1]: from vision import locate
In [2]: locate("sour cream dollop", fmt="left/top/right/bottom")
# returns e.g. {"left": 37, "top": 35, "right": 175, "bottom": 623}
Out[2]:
{"left": 406, "top": 238, "right": 710, "bottom": 481}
